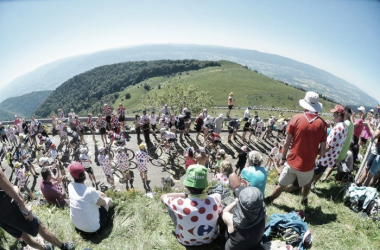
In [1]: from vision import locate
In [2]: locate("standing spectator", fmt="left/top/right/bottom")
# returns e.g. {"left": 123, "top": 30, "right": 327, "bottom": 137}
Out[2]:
{"left": 87, "top": 113, "right": 97, "bottom": 143}
{"left": 14, "top": 162, "right": 36, "bottom": 201}
{"left": 141, "top": 117, "right": 151, "bottom": 144}
{"left": 67, "top": 162, "right": 113, "bottom": 234}
{"left": 195, "top": 115, "right": 204, "bottom": 143}
{"left": 310, "top": 105, "right": 348, "bottom": 189}
{"left": 117, "top": 103, "right": 126, "bottom": 129}
{"left": 227, "top": 118, "right": 238, "bottom": 141}
{"left": 149, "top": 111, "right": 158, "bottom": 138}
{"left": 0, "top": 123, "right": 8, "bottom": 144}
{"left": 203, "top": 115, "right": 212, "bottom": 140}
{"left": 0, "top": 168, "right": 74, "bottom": 250}
{"left": 360, "top": 112, "right": 373, "bottom": 147}
{"left": 322, "top": 106, "right": 354, "bottom": 181}
{"left": 14, "top": 115, "right": 21, "bottom": 127}
{"left": 264, "top": 91, "right": 327, "bottom": 206}
{"left": 103, "top": 103, "right": 113, "bottom": 131}
{"left": 255, "top": 118, "right": 264, "bottom": 140}
{"left": 57, "top": 108, "right": 66, "bottom": 122}
{"left": 168, "top": 114, "right": 178, "bottom": 134}
{"left": 235, "top": 146, "right": 248, "bottom": 176}
{"left": 183, "top": 108, "right": 192, "bottom": 137}
{"left": 177, "top": 115, "right": 186, "bottom": 142}
{"left": 75, "top": 116, "right": 85, "bottom": 145}
{"left": 96, "top": 114, "right": 107, "bottom": 147}
{"left": 362, "top": 120, "right": 380, "bottom": 186}
{"left": 134, "top": 114, "right": 142, "bottom": 144}
{"left": 243, "top": 107, "right": 250, "bottom": 121}
{"left": 135, "top": 143, "right": 151, "bottom": 189}
{"left": 160, "top": 165, "right": 222, "bottom": 247}
{"left": 248, "top": 115, "right": 258, "bottom": 142}
{"left": 227, "top": 92, "right": 234, "bottom": 118}
{"left": 199, "top": 108, "right": 208, "bottom": 118}
{"left": 159, "top": 104, "right": 171, "bottom": 118}
{"left": 214, "top": 114, "right": 224, "bottom": 134}
{"left": 241, "top": 118, "right": 250, "bottom": 142}
{"left": 352, "top": 106, "right": 365, "bottom": 162}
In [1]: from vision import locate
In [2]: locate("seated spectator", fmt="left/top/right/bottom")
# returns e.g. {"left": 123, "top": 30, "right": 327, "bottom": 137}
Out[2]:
{"left": 213, "top": 160, "right": 233, "bottom": 186}
{"left": 0, "top": 169, "right": 74, "bottom": 250}
{"left": 40, "top": 166, "right": 67, "bottom": 207}
{"left": 160, "top": 164, "right": 222, "bottom": 247}
{"left": 67, "top": 162, "right": 113, "bottom": 234}
{"left": 229, "top": 151, "right": 267, "bottom": 196}
{"left": 222, "top": 186, "right": 266, "bottom": 250}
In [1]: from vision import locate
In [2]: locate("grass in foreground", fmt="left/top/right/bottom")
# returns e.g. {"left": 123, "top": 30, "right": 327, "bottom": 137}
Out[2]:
{"left": 1, "top": 172, "right": 379, "bottom": 250}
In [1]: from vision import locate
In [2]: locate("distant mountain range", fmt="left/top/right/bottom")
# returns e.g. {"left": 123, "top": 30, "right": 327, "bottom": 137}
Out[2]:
{"left": 1, "top": 44, "right": 377, "bottom": 108}
{"left": 0, "top": 91, "right": 52, "bottom": 120}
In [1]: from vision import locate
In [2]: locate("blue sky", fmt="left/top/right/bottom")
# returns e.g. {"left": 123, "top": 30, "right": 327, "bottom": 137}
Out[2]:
{"left": 1, "top": 0, "right": 379, "bottom": 102}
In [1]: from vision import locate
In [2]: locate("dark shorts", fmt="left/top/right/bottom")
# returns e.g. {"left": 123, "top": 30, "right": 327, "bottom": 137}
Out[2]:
{"left": 277, "top": 129, "right": 283, "bottom": 134}
{"left": 367, "top": 153, "right": 377, "bottom": 169}
{"left": 244, "top": 117, "right": 248, "bottom": 121}
{"left": 196, "top": 127, "right": 202, "bottom": 133}
{"left": 228, "top": 129, "right": 234, "bottom": 134}
{"left": 235, "top": 164, "right": 245, "bottom": 171}
{"left": 78, "top": 129, "right": 84, "bottom": 135}
{"left": 243, "top": 127, "right": 249, "bottom": 132}
{"left": 76, "top": 206, "right": 108, "bottom": 234}
{"left": 0, "top": 207, "right": 40, "bottom": 238}
{"left": 314, "top": 162, "right": 327, "bottom": 175}
{"left": 100, "top": 128, "right": 107, "bottom": 135}
{"left": 119, "top": 116, "right": 125, "bottom": 122}
{"left": 151, "top": 124, "right": 156, "bottom": 130}
{"left": 228, "top": 105, "right": 233, "bottom": 110}
{"left": 106, "top": 115, "right": 111, "bottom": 123}
{"left": 85, "top": 167, "right": 94, "bottom": 175}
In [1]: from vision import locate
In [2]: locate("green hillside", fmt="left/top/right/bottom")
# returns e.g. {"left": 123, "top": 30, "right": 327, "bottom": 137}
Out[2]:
{"left": 34, "top": 60, "right": 220, "bottom": 118}
{"left": 0, "top": 91, "right": 52, "bottom": 120}
{"left": 116, "top": 61, "right": 336, "bottom": 115}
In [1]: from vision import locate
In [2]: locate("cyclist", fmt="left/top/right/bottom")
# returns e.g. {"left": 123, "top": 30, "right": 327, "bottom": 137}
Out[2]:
{"left": 108, "top": 131, "right": 126, "bottom": 147}
{"left": 37, "top": 133, "right": 52, "bottom": 150}
{"left": 204, "top": 132, "right": 222, "bottom": 154}
{"left": 159, "top": 128, "right": 177, "bottom": 153}
{"left": 115, "top": 147, "right": 133, "bottom": 190}
{"left": 135, "top": 143, "right": 151, "bottom": 189}
{"left": 79, "top": 148, "right": 99, "bottom": 187}
{"left": 87, "top": 113, "right": 97, "bottom": 143}
{"left": 50, "top": 144, "right": 58, "bottom": 160}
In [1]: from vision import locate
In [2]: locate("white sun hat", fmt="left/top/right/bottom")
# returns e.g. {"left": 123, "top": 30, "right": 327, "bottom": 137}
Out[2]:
{"left": 299, "top": 91, "right": 323, "bottom": 112}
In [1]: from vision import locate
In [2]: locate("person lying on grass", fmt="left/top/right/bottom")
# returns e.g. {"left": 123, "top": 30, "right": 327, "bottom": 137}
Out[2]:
{"left": 160, "top": 164, "right": 222, "bottom": 247}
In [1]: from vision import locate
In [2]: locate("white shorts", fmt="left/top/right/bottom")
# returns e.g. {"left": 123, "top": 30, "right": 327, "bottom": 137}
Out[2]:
{"left": 278, "top": 162, "right": 314, "bottom": 187}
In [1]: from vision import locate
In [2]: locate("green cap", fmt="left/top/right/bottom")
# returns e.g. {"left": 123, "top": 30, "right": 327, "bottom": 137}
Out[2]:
{"left": 183, "top": 164, "right": 208, "bottom": 189}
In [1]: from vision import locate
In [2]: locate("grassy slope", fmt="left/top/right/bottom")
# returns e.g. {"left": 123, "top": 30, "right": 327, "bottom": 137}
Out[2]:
{"left": 113, "top": 61, "right": 335, "bottom": 120}
{"left": 1, "top": 174, "right": 379, "bottom": 250}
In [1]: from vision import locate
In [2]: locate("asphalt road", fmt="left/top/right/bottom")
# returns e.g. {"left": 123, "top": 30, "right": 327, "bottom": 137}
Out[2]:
{"left": 2, "top": 130, "right": 277, "bottom": 195}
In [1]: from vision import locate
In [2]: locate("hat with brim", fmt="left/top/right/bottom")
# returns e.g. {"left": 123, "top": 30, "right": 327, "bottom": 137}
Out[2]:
{"left": 330, "top": 104, "right": 345, "bottom": 115}
{"left": 357, "top": 106, "right": 366, "bottom": 112}
{"left": 369, "top": 109, "right": 374, "bottom": 113}
{"left": 183, "top": 164, "right": 208, "bottom": 189}
{"left": 233, "top": 187, "right": 265, "bottom": 229}
{"left": 299, "top": 91, "right": 323, "bottom": 112}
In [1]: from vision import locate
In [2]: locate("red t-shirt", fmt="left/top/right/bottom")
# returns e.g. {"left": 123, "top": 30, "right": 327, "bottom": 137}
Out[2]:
{"left": 353, "top": 118, "right": 364, "bottom": 138}
{"left": 286, "top": 112, "right": 327, "bottom": 172}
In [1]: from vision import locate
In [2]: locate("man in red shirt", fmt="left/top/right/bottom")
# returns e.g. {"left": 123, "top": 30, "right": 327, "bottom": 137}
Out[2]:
{"left": 265, "top": 91, "right": 327, "bottom": 206}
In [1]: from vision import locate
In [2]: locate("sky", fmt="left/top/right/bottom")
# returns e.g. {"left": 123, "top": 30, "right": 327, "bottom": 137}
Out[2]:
{"left": 1, "top": 0, "right": 379, "bottom": 102}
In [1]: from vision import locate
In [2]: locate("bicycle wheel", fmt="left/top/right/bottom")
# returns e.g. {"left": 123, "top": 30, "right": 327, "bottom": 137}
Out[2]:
{"left": 150, "top": 158, "right": 166, "bottom": 168}
{"left": 148, "top": 146, "right": 163, "bottom": 159}
{"left": 128, "top": 160, "right": 137, "bottom": 169}
{"left": 125, "top": 148, "right": 135, "bottom": 161}
{"left": 175, "top": 156, "right": 186, "bottom": 166}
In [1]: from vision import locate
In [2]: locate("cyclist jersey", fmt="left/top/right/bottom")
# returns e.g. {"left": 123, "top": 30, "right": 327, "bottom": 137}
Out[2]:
{"left": 111, "top": 117, "right": 119, "bottom": 127}
{"left": 163, "top": 131, "right": 176, "bottom": 140}
{"left": 40, "top": 137, "right": 52, "bottom": 148}
{"left": 80, "top": 154, "right": 91, "bottom": 168}
{"left": 75, "top": 120, "right": 83, "bottom": 130}
{"left": 211, "top": 133, "right": 221, "bottom": 142}
{"left": 111, "top": 132, "right": 126, "bottom": 146}
{"left": 96, "top": 119, "right": 106, "bottom": 129}
{"left": 87, "top": 117, "right": 95, "bottom": 128}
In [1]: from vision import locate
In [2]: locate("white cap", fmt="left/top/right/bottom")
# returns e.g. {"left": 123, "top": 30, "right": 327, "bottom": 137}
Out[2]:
{"left": 357, "top": 106, "right": 366, "bottom": 112}
{"left": 219, "top": 114, "right": 224, "bottom": 118}
{"left": 199, "top": 147, "right": 205, "bottom": 153}
{"left": 39, "top": 157, "right": 49, "bottom": 165}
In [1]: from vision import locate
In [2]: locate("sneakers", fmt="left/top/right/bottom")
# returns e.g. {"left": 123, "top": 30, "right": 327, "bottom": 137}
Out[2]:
{"left": 301, "top": 197, "right": 308, "bottom": 206}
{"left": 310, "top": 182, "right": 316, "bottom": 192}
{"left": 264, "top": 196, "right": 273, "bottom": 205}
{"left": 302, "top": 230, "right": 313, "bottom": 249}
{"left": 283, "top": 228, "right": 300, "bottom": 245}
{"left": 44, "top": 243, "right": 54, "bottom": 250}
{"left": 61, "top": 242, "right": 75, "bottom": 250}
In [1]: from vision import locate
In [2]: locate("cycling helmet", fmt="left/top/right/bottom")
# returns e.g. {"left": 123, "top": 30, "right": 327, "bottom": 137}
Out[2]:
{"left": 39, "top": 157, "right": 49, "bottom": 166}
{"left": 160, "top": 128, "right": 166, "bottom": 133}
{"left": 19, "top": 133, "right": 25, "bottom": 139}
{"left": 80, "top": 148, "right": 87, "bottom": 154}
{"left": 51, "top": 143, "right": 56, "bottom": 149}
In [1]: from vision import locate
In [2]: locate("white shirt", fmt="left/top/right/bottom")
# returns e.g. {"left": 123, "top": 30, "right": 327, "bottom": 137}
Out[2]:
{"left": 149, "top": 114, "right": 157, "bottom": 125}
{"left": 68, "top": 182, "right": 100, "bottom": 232}
{"left": 244, "top": 108, "right": 250, "bottom": 119}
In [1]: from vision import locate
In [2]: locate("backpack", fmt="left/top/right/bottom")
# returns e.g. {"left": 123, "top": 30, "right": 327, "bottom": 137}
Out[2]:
{"left": 366, "top": 198, "right": 380, "bottom": 221}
